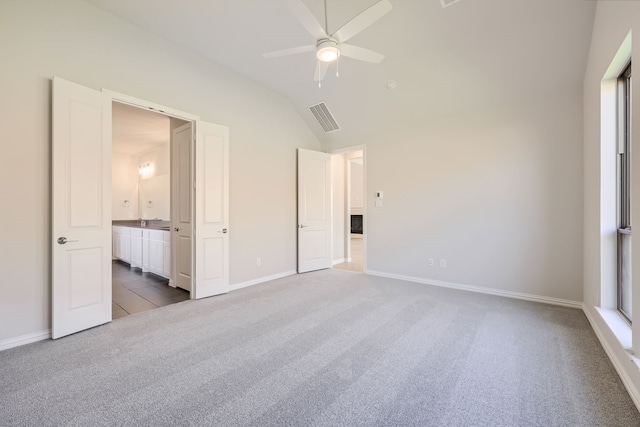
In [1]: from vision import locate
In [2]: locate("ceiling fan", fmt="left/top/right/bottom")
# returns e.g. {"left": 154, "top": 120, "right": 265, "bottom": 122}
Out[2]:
{"left": 263, "top": 0, "right": 392, "bottom": 86}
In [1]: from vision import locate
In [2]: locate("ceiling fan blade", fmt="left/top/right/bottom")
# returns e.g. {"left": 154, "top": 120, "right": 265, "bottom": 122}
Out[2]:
{"left": 331, "top": 0, "right": 392, "bottom": 43}
{"left": 339, "top": 44, "right": 385, "bottom": 63}
{"left": 262, "top": 45, "right": 315, "bottom": 59}
{"left": 314, "top": 61, "right": 329, "bottom": 82}
{"left": 285, "top": 0, "right": 328, "bottom": 40}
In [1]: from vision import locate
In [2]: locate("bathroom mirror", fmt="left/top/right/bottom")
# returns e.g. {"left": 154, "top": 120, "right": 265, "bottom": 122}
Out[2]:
{"left": 112, "top": 102, "right": 173, "bottom": 222}
{"left": 138, "top": 174, "right": 170, "bottom": 220}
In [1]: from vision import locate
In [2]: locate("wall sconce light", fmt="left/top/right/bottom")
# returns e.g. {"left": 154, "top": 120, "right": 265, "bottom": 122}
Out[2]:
{"left": 139, "top": 163, "right": 154, "bottom": 176}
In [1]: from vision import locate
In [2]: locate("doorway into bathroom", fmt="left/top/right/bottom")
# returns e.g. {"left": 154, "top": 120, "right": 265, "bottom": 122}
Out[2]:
{"left": 110, "top": 102, "right": 190, "bottom": 319}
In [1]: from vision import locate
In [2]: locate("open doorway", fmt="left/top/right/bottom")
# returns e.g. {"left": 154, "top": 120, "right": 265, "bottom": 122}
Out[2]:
{"left": 332, "top": 148, "right": 365, "bottom": 273}
{"left": 52, "top": 77, "right": 230, "bottom": 339}
{"left": 110, "top": 102, "right": 190, "bottom": 319}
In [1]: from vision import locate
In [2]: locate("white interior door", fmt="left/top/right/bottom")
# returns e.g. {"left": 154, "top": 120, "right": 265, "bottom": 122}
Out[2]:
{"left": 298, "top": 148, "right": 332, "bottom": 273}
{"left": 193, "top": 121, "right": 229, "bottom": 299}
{"left": 172, "top": 122, "right": 193, "bottom": 292}
{"left": 52, "top": 77, "right": 111, "bottom": 339}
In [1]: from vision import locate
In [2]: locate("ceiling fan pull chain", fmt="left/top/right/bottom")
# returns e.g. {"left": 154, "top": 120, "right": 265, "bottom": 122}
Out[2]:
{"left": 336, "top": 56, "right": 340, "bottom": 78}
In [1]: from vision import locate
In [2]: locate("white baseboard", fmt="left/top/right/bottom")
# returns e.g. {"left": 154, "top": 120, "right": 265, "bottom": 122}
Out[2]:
{"left": 332, "top": 258, "right": 347, "bottom": 265}
{"left": 366, "top": 270, "right": 582, "bottom": 309}
{"left": 229, "top": 270, "right": 297, "bottom": 292}
{"left": 0, "top": 329, "right": 51, "bottom": 351}
{"left": 582, "top": 305, "right": 640, "bottom": 412}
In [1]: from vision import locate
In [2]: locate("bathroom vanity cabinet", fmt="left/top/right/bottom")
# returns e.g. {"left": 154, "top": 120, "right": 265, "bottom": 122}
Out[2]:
{"left": 112, "top": 226, "right": 171, "bottom": 280}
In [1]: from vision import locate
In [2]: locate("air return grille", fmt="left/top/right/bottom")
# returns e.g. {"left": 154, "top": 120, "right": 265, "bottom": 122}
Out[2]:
{"left": 440, "top": 0, "right": 462, "bottom": 8}
{"left": 309, "top": 102, "right": 340, "bottom": 133}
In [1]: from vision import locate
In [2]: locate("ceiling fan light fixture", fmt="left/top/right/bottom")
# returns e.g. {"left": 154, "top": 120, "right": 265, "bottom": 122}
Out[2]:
{"left": 316, "top": 39, "right": 340, "bottom": 62}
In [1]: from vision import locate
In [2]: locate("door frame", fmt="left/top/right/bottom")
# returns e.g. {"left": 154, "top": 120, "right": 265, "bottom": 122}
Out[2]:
{"left": 105, "top": 90, "right": 199, "bottom": 298}
{"left": 330, "top": 145, "right": 367, "bottom": 273}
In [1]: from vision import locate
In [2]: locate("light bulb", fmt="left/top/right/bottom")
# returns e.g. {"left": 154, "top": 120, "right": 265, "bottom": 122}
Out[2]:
{"left": 316, "top": 39, "right": 340, "bottom": 63}
{"left": 317, "top": 46, "right": 339, "bottom": 62}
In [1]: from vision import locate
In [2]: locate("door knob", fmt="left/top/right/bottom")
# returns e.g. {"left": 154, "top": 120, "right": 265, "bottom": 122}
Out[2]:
{"left": 174, "top": 227, "right": 179, "bottom": 232}
{"left": 218, "top": 228, "right": 228, "bottom": 234}
{"left": 57, "top": 237, "right": 79, "bottom": 245}
{"left": 299, "top": 224, "right": 308, "bottom": 228}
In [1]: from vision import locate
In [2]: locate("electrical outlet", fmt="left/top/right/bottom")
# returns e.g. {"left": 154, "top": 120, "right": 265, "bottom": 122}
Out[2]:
{"left": 257, "top": 257, "right": 261, "bottom": 266}
{"left": 440, "top": 259, "right": 447, "bottom": 268}
{"left": 428, "top": 258, "right": 434, "bottom": 266}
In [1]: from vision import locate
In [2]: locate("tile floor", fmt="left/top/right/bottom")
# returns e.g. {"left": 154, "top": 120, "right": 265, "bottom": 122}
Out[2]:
{"left": 112, "top": 260, "right": 190, "bottom": 319}
{"left": 334, "top": 237, "right": 363, "bottom": 273}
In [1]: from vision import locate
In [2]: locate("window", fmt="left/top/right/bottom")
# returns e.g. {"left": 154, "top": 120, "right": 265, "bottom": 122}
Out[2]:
{"left": 618, "top": 62, "right": 632, "bottom": 322}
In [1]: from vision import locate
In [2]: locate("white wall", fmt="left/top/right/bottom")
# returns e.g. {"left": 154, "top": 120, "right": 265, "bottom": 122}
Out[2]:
{"left": 583, "top": 0, "right": 640, "bottom": 406}
{"left": 0, "top": 0, "right": 320, "bottom": 344}
{"left": 325, "top": 88, "right": 584, "bottom": 303}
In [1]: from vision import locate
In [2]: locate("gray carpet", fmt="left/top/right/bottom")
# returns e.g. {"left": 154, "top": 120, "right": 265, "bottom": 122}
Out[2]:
{"left": 1, "top": 269, "right": 639, "bottom": 426}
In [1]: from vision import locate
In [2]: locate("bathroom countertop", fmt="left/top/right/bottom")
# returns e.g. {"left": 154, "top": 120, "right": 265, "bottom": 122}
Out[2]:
{"left": 112, "top": 220, "right": 171, "bottom": 230}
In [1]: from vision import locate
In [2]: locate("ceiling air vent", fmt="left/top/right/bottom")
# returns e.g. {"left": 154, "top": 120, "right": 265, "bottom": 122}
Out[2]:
{"left": 309, "top": 102, "right": 340, "bottom": 133}
{"left": 440, "top": 0, "right": 462, "bottom": 8}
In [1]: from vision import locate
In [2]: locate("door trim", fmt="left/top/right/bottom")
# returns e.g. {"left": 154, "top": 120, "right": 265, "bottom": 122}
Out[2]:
{"left": 103, "top": 90, "right": 199, "bottom": 122}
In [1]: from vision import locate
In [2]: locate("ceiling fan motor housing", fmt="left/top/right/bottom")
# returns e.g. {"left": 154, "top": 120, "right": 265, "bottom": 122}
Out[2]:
{"left": 316, "top": 38, "right": 340, "bottom": 62}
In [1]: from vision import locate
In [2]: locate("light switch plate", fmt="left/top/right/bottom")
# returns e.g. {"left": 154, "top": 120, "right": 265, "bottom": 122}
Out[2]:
{"left": 375, "top": 200, "right": 383, "bottom": 207}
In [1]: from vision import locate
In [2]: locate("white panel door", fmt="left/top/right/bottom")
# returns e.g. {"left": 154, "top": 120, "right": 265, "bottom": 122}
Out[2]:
{"left": 193, "top": 121, "right": 229, "bottom": 299}
{"left": 52, "top": 77, "right": 111, "bottom": 339}
{"left": 172, "top": 123, "right": 193, "bottom": 291}
{"left": 297, "top": 148, "right": 332, "bottom": 273}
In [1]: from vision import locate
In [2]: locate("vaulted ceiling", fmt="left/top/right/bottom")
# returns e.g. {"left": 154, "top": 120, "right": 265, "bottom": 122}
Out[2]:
{"left": 86, "top": 0, "right": 596, "bottom": 146}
